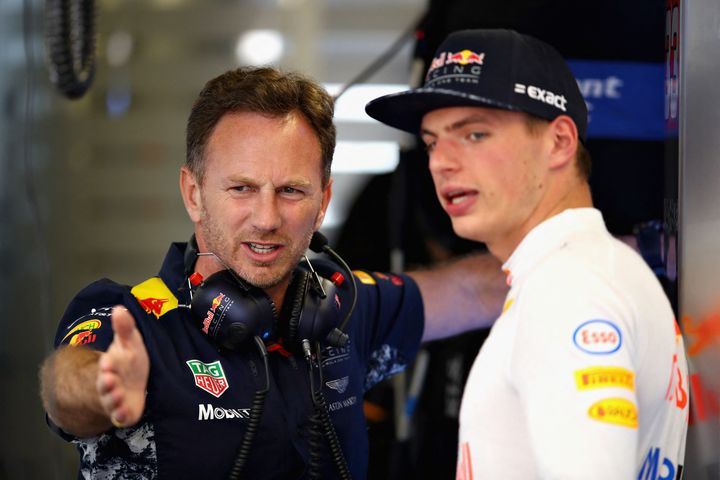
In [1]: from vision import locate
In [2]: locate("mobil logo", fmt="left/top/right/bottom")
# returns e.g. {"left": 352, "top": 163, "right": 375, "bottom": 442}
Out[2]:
{"left": 573, "top": 319, "right": 622, "bottom": 355}
{"left": 638, "top": 446, "right": 683, "bottom": 480}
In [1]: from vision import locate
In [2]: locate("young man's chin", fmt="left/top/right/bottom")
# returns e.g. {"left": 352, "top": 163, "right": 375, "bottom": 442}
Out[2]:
{"left": 449, "top": 218, "right": 484, "bottom": 243}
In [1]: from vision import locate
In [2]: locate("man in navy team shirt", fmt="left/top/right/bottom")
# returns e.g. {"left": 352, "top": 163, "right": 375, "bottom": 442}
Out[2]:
{"left": 40, "top": 66, "right": 507, "bottom": 479}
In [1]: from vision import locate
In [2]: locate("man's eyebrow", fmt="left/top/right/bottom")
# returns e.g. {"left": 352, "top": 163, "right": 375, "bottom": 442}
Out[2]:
{"left": 282, "top": 178, "right": 313, "bottom": 189}
{"left": 227, "top": 175, "right": 256, "bottom": 185}
{"left": 421, "top": 114, "right": 493, "bottom": 137}
{"left": 227, "top": 175, "right": 314, "bottom": 188}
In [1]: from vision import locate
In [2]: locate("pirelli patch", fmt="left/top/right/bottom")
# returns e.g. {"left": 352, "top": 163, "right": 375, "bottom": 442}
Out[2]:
{"left": 131, "top": 277, "right": 178, "bottom": 319}
{"left": 575, "top": 366, "right": 635, "bottom": 392}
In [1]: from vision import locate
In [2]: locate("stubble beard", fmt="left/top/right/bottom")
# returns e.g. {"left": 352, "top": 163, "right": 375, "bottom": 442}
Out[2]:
{"left": 199, "top": 208, "right": 314, "bottom": 290}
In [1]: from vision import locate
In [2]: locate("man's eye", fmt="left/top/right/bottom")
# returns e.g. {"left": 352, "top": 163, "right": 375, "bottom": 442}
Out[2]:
{"left": 424, "top": 141, "right": 437, "bottom": 154}
{"left": 231, "top": 185, "right": 250, "bottom": 192}
{"left": 280, "top": 187, "right": 301, "bottom": 194}
{"left": 467, "top": 132, "right": 486, "bottom": 142}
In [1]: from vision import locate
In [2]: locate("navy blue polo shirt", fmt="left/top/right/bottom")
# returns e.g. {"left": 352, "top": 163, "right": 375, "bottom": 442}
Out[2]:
{"left": 49, "top": 242, "right": 424, "bottom": 479}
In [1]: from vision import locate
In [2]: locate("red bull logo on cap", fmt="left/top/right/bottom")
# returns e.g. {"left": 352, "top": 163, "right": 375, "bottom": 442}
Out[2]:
{"left": 427, "top": 50, "right": 485, "bottom": 77}
{"left": 448, "top": 49, "right": 485, "bottom": 65}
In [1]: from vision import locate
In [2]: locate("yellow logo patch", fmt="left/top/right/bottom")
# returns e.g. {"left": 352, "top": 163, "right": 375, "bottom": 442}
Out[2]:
{"left": 131, "top": 277, "right": 178, "bottom": 319}
{"left": 502, "top": 298, "right": 514, "bottom": 315}
{"left": 588, "top": 398, "right": 638, "bottom": 428}
{"left": 353, "top": 270, "right": 376, "bottom": 285}
{"left": 575, "top": 366, "right": 635, "bottom": 391}
{"left": 62, "top": 319, "right": 102, "bottom": 344}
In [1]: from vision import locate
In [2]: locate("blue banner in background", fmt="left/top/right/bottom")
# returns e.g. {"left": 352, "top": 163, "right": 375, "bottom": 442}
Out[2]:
{"left": 567, "top": 60, "right": 664, "bottom": 141}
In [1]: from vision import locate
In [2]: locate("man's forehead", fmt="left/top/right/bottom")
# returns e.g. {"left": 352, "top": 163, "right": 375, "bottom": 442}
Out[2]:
{"left": 421, "top": 106, "right": 512, "bottom": 133}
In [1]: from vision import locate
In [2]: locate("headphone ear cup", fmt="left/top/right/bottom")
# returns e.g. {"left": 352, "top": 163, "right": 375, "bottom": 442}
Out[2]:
{"left": 190, "top": 269, "right": 275, "bottom": 350}
{"left": 280, "top": 271, "right": 342, "bottom": 352}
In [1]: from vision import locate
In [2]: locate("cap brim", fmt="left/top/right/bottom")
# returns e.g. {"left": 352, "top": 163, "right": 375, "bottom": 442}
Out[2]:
{"left": 365, "top": 88, "right": 519, "bottom": 135}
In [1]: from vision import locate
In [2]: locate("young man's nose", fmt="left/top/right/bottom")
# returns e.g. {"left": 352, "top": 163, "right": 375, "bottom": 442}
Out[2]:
{"left": 428, "top": 138, "right": 460, "bottom": 174}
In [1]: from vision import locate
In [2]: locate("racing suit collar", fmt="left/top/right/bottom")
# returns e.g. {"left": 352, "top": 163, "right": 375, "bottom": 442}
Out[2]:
{"left": 502, "top": 208, "right": 606, "bottom": 287}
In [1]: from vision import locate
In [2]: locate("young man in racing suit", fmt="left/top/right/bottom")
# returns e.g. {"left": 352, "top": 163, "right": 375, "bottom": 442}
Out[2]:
{"left": 367, "top": 28, "right": 689, "bottom": 479}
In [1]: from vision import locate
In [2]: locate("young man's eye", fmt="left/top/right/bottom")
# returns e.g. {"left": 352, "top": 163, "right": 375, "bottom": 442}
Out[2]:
{"left": 424, "top": 141, "right": 437, "bottom": 154}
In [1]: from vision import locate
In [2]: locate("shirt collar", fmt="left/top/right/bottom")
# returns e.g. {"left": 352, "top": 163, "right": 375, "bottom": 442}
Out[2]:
{"left": 159, "top": 241, "right": 189, "bottom": 298}
{"left": 502, "top": 208, "right": 606, "bottom": 286}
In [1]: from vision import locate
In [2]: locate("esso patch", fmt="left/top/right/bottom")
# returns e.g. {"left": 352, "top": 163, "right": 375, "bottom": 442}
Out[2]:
{"left": 573, "top": 319, "right": 622, "bottom": 355}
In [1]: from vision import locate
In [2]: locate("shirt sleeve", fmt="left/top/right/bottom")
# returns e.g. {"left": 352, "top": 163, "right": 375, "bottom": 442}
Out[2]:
{"left": 53, "top": 278, "right": 139, "bottom": 351}
{"left": 48, "top": 279, "right": 148, "bottom": 441}
{"left": 510, "top": 261, "right": 639, "bottom": 479}
{"left": 332, "top": 266, "right": 425, "bottom": 392}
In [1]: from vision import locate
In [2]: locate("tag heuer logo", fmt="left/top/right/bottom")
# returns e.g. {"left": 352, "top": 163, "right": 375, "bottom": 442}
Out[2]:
{"left": 186, "top": 359, "right": 229, "bottom": 398}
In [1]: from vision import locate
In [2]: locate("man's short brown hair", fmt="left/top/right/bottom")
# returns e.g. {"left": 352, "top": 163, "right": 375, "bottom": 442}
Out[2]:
{"left": 185, "top": 67, "right": 336, "bottom": 187}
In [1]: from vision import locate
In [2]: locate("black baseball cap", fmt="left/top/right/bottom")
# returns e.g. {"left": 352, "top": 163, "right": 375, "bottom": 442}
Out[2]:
{"left": 365, "top": 29, "right": 587, "bottom": 141}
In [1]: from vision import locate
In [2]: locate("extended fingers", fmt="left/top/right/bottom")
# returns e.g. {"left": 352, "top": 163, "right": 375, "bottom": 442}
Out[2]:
{"left": 96, "top": 370, "right": 127, "bottom": 425}
{"left": 111, "top": 306, "right": 138, "bottom": 347}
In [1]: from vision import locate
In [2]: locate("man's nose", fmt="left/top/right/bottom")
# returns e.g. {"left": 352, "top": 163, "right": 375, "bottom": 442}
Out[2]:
{"left": 251, "top": 192, "right": 282, "bottom": 231}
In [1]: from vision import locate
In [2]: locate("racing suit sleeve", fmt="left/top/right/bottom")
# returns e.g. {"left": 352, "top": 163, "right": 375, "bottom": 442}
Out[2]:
{"left": 509, "top": 266, "right": 639, "bottom": 479}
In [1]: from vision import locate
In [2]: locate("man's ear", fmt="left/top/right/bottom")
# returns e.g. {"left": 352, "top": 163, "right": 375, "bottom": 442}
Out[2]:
{"left": 314, "top": 178, "right": 333, "bottom": 230}
{"left": 547, "top": 115, "right": 579, "bottom": 170}
{"left": 180, "top": 166, "right": 203, "bottom": 223}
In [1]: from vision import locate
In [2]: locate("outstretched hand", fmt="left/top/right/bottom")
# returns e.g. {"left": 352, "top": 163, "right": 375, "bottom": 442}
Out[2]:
{"left": 96, "top": 306, "right": 150, "bottom": 428}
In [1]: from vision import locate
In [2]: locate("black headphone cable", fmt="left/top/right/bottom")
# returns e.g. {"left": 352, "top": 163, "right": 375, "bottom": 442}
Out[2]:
{"left": 227, "top": 336, "right": 271, "bottom": 480}
{"left": 303, "top": 340, "right": 352, "bottom": 480}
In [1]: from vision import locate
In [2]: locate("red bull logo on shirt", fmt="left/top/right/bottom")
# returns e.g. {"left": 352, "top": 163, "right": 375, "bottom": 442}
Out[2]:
{"left": 186, "top": 359, "right": 229, "bottom": 398}
{"left": 138, "top": 298, "right": 168, "bottom": 317}
{"left": 664, "top": 353, "right": 688, "bottom": 410}
{"left": 131, "top": 277, "right": 179, "bottom": 318}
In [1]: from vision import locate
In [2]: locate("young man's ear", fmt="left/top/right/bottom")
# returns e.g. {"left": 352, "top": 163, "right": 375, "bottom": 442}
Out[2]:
{"left": 314, "top": 178, "right": 333, "bottom": 231}
{"left": 179, "top": 166, "right": 203, "bottom": 223}
{"left": 547, "top": 115, "right": 579, "bottom": 170}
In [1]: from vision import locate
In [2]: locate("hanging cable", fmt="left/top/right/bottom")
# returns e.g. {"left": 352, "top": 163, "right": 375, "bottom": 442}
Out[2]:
{"left": 227, "top": 337, "right": 271, "bottom": 480}
{"left": 44, "top": 0, "right": 97, "bottom": 99}
{"left": 332, "top": 13, "right": 424, "bottom": 102}
{"left": 303, "top": 340, "right": 352, "bottom": 480}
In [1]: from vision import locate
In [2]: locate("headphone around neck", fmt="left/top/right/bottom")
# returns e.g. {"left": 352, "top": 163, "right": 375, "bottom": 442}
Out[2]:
{"left": 184, "top": 234, "right": 350, "bottom": 353}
